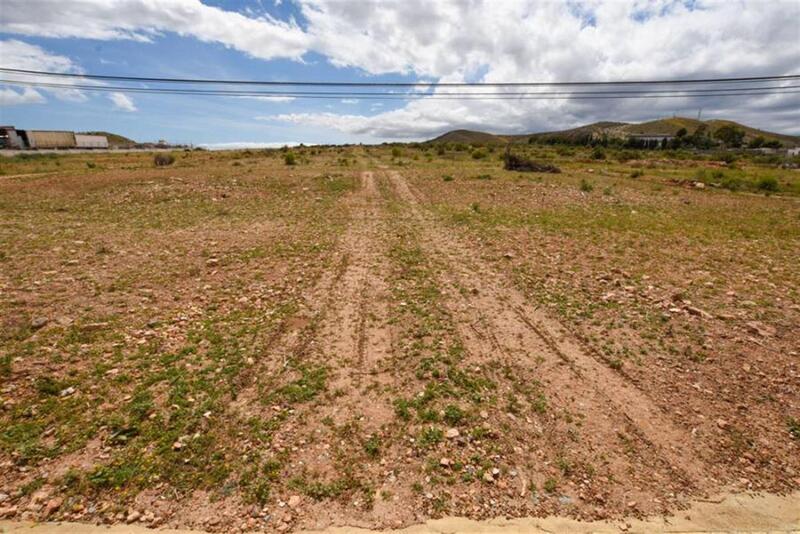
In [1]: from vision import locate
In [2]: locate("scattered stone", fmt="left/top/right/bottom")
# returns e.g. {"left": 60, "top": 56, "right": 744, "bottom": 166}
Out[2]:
{"left": 746, "top": 321, "right": 775, "bottom": 338}
{"left": 30, "top": 317, "right": 49, "bottom": 330}
{"left": 440, "top": 458, "right": 451, "bottom": 467}
{"left": 126, "top": 510, "right": 141, "bottom": 523}
{"left": 287, "top": 495, "right": 301, "bottom": 508}
{"left": 59, "top": 386, "right": 75, "bottom": 397}
{"left": 445, "top": 428, "right": 460, "bottom": 439}
{"left": 483, "top": 471, "right": 495, "bottom": 483}
{"left": 686, "top": 306, "right": 711, "bottom": 319}
{"left": 205, "top": 258, "right": 219, "bottom": 266}
{"left": 44, "top": 497, "right": 63, "bottom": 517}
{"left": 716, "top": 418, "right": 729, "bottom": 430}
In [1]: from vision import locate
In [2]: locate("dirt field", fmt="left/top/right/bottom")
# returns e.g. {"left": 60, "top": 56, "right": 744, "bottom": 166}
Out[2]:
{"left": 1, "top": 146, "right": 798, "bottom": 532}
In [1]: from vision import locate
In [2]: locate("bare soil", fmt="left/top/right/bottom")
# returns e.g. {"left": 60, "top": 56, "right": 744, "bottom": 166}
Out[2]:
{"left": 0, "top": 147, "right": 798, "bottom": 532}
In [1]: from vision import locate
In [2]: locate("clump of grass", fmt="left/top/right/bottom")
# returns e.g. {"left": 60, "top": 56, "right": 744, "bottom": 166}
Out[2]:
{"left": 580, "top": 179, "right": 594, "bottom": 193}
{"left": 630, "top": 169, "right": 644, "bottom": 178}
{"left": 271, "top": 365, "right": 327, "bottom": 404}
{"left": 543, "top": 477, "right": 558, "bottom": 493}
{"left": 284, "top": 152, "right": 297, "bottom": 165}
{"left": 757, "top": 176, "right": 779, "bottom": 192}
{"left": 591, "top": 148, "right": 606, "bottom": 160}
{"left": 417, "top": 427, "right": 443, "bottom": 448}
{"left": 788, "top": 417, "right": 800, "bottom": 440}
{"left": 443, "top": 404, "right": 465, "bottom": 426}
{"left": 394, "top": 398, "right": 412, "bottom": 421}
{"left": 471, "top": 149, "right": 487, "bottom": 159}
{"left": 470, "top": 202, "right": 480, "bottom": 213}
{"left": 442, "top": 175, "right": 454, "bottom": 182}
{"left": 363, "top": 435, "right": 381, "bottom": 457}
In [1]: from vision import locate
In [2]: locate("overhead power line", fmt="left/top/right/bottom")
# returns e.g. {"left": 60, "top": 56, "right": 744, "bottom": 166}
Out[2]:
{"left": 3, "top": 79, "right": 799, "bottom": 97}
{"left": 3, "top": 79, "right": 799, "bottom": 101}
{"left": 1, "top": 67, "right": 799, "bottom": 87}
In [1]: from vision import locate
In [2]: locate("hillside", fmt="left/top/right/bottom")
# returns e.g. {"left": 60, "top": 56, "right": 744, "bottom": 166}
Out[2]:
{"left": 431, "top": 118, "right": 800, "bottom": 147}
{"left": 430, "top": 129, "right": 509, "bottom": 144}
{"left": 79, "top": 131, "right": 137, "bottom": 148}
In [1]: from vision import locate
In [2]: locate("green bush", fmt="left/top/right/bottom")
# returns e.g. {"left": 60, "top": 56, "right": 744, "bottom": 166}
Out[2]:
{"left": 284, "top": 152, "right": 297, "bottom": 165}
{"left": 590, "top": 148, "right": 606, "bottom": 160}
{"left": 757, "top": 176, "right": 779, "bottom": 192}
{"left": 471, "top": 149, "right": 487, "bottom": 159}
{"left": 580, "top": 178, "right": 594, "bottom": 192}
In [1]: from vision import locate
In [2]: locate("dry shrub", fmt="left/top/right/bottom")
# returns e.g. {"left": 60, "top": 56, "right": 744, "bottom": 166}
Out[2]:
{"left": 154, "top": 153, "right": 175, "bottom": 167}
{"left": 504, "top": 151, "right": 561, "bottom": 173}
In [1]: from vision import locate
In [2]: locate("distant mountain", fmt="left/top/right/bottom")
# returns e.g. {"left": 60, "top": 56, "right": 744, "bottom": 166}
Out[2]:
{"left": 429, "top": 118, "right": 800, "bottom": 147}
{"left": 79, "top": 131, "right": 137, "bottom": 148}
{"left": 430, "top": 129, "right": 511, "bottom": 144}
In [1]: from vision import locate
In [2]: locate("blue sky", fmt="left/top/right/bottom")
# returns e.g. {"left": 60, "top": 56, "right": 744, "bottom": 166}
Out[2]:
{"left": 1, "top": 0, "right": 799, "bottom": 145}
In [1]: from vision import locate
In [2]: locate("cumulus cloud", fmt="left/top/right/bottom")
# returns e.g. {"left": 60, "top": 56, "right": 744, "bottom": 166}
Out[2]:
{"left": 0, "top": 86, "right": 46, "bottom": 105}
{"left": 286, "top": 0, "right": 800, "bottom": 137}
{"left": 109, "top": 92, "right": 137, "bottom": 112}
{"left": 0, "top": 39, "right": 89, "bottom": 103}
{"left": 0, "top": 0, "right": 309, "bottom": 61}
{"left": 2, "top": 1, "right": 799, "bottom": 137}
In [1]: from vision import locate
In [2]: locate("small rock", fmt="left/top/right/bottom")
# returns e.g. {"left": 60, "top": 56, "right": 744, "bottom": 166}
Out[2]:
{"left": 445, "top": 428, "right": 460, "bottom": 439}
{"left": 126, "top": 510, "right": 141, "bottom": 523}
{"left": 172, "top": 441, "right": 183, "bottom": 451}
{"left": 483, "top": 471, "right": 495, "bottom": 483}
{"left": 0, "top": 492, "right": 9, "bottom": 503}
{"left": 716, "top": 418, "right": 729, "bottom": 430}
{"left": 287, "top": 495, "right": 301, "bottom": 508}
{"left": 44, "top": 497, "right": 63, "bottom": 516}
{"left": 440, "top": 458, "right": 451, "bottom": 467}
{"left": 686, "top": 306, "right": 711, "bottom": 319}
{"left": 205, "top": 258, "right": 219, "bottom": 266}
{"left": 59, "top": 386, "right": 76, "bottom": 397}
{"left": 30, "top": 317, "right": 49, "bottom": 330}
{"left": 746, "top": 321, "right": 775, "bottom": 337}
{"left": 503, "top": 252, "right": 514, "bottom": 259}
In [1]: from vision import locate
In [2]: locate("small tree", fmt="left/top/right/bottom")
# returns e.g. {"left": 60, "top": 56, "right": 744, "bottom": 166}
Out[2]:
{"left": 714, "top": 125, "right": 745, "bottom": 148}
{"left": 284, "top": 152, "right": 296, "bottom": 165}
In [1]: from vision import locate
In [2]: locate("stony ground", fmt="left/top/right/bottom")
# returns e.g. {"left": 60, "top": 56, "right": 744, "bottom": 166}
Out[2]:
{"left": 0, "top": 146, "right": 798, "bottom": 532}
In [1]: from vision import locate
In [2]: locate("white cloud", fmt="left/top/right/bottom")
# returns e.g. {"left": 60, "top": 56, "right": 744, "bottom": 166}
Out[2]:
{"left": 340, "top": 99, "right": 359, "bottom": 104}
{"left": 0, "top": 0, "right": 309, "bottom": 61}
{"left": 2, "top": 1, "right": 799, "bottom": 137}
{"left": 0, "top": 39, "right": 88, "bottom": 103}
{"left": 239, "top": 95, "right": 296, "bottom": 102}
{"left": 109, "top": 92, "right": 137, "bottom": 112}
{"left": 283, "top": 0, "right": 800, "bottom": 138}
{"left": 199, "top": 141, "right": 308, "bottom": 150}
{"left": 0, "top": 86, "right": 46, "bottom": 105}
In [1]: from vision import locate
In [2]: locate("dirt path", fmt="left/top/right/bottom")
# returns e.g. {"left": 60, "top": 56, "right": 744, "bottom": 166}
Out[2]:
{"left": 384, "top": 170, "right": 712, "bottom": 513}
{"left": 2, "top": 491, "right": 797, "bottom": 533}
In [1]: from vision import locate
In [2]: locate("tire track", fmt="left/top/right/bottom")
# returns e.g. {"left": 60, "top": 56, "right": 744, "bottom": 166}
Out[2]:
{"left": 385, "top": 169, "right": 709, "bottom": 491}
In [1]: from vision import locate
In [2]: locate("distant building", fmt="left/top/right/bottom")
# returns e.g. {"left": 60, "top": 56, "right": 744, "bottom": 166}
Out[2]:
{"left": 625, "top": 133, "right": 674, "bottom": 148}
{"left": 0, "top": 126, "right": 25, "bottom": 149}
{"left": 0, "top": 126, "right": 108, "bottom": 150}
{"left": 75, "top": 134, "right": 109, "bottom": 149}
